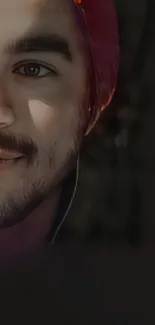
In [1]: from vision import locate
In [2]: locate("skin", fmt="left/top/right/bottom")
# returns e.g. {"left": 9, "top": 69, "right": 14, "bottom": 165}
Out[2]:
{"left": 0, "top": 0, "right": 88, "bottom": 256}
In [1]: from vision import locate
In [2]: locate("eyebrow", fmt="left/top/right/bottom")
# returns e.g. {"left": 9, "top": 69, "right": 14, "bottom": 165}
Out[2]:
{"left": 6, "top": 34, "right": 72, "bottom": 62}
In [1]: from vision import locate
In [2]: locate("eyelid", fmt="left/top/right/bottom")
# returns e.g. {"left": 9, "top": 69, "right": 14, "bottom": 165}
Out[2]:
{"left": 12, "top": 59, "right": 59, "bottom": 76}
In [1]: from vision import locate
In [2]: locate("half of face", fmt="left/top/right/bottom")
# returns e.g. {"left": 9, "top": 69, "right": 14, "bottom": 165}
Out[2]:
{"left": 0, "top": 0, "right": 89, "bottom": 227}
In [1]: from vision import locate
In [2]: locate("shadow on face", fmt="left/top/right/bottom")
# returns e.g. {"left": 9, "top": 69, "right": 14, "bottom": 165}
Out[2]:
{"left": 0, "top": 0, "right": 88, "bottom": 227}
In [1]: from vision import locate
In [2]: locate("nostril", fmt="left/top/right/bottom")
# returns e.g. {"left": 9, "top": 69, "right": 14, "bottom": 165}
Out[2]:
{"left": 0, "top": 122, "right": 10, "bottom": 128}
{"left": 0, "top": 109, "right": 15, "bottom": 127}
{"left": 0, "top": 122, "right": 8, "bottom": 128}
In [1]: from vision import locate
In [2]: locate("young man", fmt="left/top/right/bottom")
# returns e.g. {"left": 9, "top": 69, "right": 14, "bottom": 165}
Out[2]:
{"left": 0, "top": 0, "right": 119, "bottom": 265}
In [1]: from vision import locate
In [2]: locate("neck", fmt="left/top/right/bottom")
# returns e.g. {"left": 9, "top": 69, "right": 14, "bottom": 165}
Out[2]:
{"left": 0, "top": 187, "right": 61, "bottom": 267}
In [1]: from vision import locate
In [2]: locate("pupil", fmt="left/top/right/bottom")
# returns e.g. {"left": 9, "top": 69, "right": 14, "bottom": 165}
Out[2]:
{"left": 24, "top": 64, "right": 40, "bottom": 76}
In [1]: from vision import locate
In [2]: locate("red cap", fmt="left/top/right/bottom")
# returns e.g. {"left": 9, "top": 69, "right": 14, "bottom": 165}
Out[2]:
{"left": 73, "top": 0, "right": 119, "bottom": 134}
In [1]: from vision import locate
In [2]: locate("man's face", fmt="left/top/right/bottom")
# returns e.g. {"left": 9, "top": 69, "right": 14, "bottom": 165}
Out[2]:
{"left": 0, "top": 0, "right": 87, "bottom": 226}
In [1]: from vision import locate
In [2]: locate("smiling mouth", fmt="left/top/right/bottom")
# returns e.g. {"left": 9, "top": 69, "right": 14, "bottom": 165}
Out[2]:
{"left": 0, "top": 148, "right": 25, "bottom": 164}
{"left": 0, "top": 157, "right": 24, "bottom": 165}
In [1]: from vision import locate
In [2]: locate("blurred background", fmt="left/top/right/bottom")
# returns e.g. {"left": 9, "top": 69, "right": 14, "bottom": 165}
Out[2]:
{"left": 61, "top": 0, "right": 154, "bottom": 247}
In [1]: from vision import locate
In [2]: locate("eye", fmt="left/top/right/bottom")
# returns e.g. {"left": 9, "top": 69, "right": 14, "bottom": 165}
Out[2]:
{"left": 13, "top": 61, "right": 57, "bottom": 78}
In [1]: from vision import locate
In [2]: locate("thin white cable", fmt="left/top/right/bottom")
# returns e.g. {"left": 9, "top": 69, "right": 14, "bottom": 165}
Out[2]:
{"left": 52, "top": 153, "right": 80, "bottom": 245}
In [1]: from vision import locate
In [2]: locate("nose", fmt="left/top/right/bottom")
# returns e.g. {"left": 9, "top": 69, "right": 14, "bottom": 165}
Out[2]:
{"left": 0, "top": 107, "right": 15, "bottom": 128}
{"left": 0, "top": 91, "right": 15, "bottom": 129}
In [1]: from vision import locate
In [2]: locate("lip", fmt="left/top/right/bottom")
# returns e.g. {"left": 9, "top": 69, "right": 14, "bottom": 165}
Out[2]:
{"left": 0, "top": 149, "right": 24, "bottom": 160}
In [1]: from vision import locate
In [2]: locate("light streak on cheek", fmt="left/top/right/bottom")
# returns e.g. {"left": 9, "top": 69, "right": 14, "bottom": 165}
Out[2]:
{"left": 28, "top": 99, "right": 55, "bottom": 129}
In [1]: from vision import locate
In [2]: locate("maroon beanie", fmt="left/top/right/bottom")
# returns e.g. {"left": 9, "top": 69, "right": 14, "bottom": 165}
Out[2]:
{"left": 73, "top": 0, "right": 119, "bottom": 134}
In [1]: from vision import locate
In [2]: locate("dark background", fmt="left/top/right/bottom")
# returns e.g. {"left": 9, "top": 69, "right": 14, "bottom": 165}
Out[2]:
{"left": 65, "top": 0, "right": 149, "bottom": 245}
{"left": 1, "top": 0, "right": 155, "bottom": 323}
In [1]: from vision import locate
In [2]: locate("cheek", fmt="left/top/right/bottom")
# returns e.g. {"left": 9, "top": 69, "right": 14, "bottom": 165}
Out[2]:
{"left": 27, "top": 97, "right": 79, "bottom": 141}
{"left": 26, "top": 78, "right": 81, "bottom": 134}
{"left": 28, "top": 99, "right": 55, "bottom": 129}
{"left": 28, "top": 96, "right": 79, "bottom": 160}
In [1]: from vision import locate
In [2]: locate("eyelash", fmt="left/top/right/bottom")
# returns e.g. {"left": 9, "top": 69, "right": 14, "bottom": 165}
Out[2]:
{"left": 12, "top": 60, "right": 58, "bottom": 79}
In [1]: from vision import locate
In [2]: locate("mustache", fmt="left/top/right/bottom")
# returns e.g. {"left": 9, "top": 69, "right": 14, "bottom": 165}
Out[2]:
{"left": 0, "top": 131, "right": 38, "bottom": 158}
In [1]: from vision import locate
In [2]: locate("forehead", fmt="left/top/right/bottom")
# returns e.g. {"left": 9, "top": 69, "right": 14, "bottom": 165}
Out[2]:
{"left": 0, "top": 0, "right": 77, "bottom": 46}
